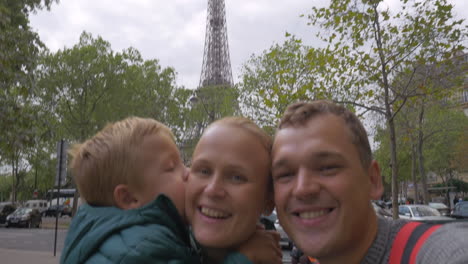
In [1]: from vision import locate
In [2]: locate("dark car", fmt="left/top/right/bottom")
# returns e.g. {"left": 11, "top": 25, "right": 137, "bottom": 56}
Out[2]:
{"left": 44, "top": 204, "right": 71, "bottom": 217}
{"left": 373, "top": 200, "right": 392, "bottom": 218}
{"left": 6, "top": 207, "right": 42, "bottom": 228}
{"left": 0, "top": 203, "right": 17, "bottom": 225}
{"left": 451, "top": 201, "right": 468, "bottom": 219}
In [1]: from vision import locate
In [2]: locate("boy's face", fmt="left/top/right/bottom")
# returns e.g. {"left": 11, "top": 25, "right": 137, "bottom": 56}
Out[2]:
{"left": 185, "top": 125, "right": 271, "bottom": 249}
{"left": 133, "top": 133, "right": 188, "bottom": 217}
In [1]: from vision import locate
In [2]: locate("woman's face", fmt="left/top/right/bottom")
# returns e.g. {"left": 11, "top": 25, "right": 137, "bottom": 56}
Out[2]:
{"left": 186, "top": 124, "right": 272, "bottom": 249}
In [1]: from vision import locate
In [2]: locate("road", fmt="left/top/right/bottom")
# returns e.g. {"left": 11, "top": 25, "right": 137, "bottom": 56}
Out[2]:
{"left": 0, "top": 217, "right": 68, "bottom": 253}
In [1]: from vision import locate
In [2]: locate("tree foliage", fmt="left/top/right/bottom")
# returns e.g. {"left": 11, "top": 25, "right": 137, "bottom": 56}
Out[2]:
{"left": 0, "top": 0, "right": 59, "bottom": 201}
{"left": 239, "top": 36, "right": 340, "bottom": 128}
{"left": 36, "top": 31, "right": 181, "bottom": 142}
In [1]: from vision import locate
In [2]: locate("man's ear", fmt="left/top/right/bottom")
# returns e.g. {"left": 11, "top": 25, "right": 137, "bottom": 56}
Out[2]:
{"left": 114, "top": 184, "right": 139, "bottom": 210}
{"left": 368, "top": 160, "right": 384, "bottom": 200}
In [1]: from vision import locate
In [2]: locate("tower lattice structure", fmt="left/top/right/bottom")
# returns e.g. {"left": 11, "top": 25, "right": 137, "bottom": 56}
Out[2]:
{"left": 199, "top": 0, "right": 233, "bottom": 87}
{"left": 181, "top": 0, "right": 236, "bottom": 164}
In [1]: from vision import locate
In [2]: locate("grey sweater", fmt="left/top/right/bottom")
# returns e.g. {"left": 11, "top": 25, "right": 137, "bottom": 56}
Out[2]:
{"left": 361, "top": 217, "right": 468, "bottom": 264}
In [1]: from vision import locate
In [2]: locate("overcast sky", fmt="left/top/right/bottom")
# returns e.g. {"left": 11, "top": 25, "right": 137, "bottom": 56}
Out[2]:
{"left": 30, "top": 0, "right": 468, "bottom": 90}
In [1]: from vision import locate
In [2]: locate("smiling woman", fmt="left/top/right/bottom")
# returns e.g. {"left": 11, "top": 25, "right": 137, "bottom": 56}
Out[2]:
{"left": 185, "top": 117, "right": 281, "bottom": 263}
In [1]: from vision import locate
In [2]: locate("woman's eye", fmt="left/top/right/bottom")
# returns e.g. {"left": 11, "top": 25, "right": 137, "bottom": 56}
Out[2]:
{"left": 230, "top": 174, "right": 247, "bottom": 183}
{"left": 273, "top": 171, "right": 293, "bottom": 181}
{"left": 194, "top": 167, "right": 210, "bottom": 177}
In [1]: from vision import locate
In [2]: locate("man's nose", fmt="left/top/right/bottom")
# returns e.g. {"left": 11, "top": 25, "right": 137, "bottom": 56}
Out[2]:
{"left": 292, "top": 168, "right": 320, "bottom": 200}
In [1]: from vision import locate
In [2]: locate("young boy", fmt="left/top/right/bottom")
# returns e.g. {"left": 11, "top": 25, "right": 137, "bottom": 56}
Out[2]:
{"left": 60, "top": 117, "right": 278, "bottom": 264}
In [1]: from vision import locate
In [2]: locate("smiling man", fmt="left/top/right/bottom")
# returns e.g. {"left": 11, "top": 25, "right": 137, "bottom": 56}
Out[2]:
{"left": 272, "top": 100, "right": 468, "bottom": 264}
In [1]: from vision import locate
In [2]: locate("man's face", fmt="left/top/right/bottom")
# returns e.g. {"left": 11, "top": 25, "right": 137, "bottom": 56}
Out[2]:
{"left": 272, "top": 114, "right": 382, "bottom": 260}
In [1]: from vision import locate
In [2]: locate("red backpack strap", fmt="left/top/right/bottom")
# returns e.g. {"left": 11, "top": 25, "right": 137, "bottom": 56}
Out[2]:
{"left": 389, "top": 222, "right": 421, "bottom": 264}
{"left": 389, "top": 222, "right": 442, "bottom": 264}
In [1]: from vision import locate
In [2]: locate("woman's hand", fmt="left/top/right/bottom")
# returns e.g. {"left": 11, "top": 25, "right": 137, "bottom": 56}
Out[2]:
{"left": 237, "top": 228, "right": 282, "bottom": 264}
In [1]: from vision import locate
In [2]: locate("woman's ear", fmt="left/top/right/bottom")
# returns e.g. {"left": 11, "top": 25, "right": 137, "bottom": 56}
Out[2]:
{"left": 114, "top": 184, "right": 139, "bottom": 210}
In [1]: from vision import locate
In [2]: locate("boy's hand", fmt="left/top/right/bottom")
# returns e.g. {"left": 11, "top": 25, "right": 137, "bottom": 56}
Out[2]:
{"left": 237, "top": 229, "right": 282, "bottom": 264}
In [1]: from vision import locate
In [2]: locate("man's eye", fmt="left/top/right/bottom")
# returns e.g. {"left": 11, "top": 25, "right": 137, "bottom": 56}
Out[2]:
{"left": 319, "top": 165, "right": 340, "bottom": 175}
{"left": 273, "top": 172, "right": 293, "bottom": 181}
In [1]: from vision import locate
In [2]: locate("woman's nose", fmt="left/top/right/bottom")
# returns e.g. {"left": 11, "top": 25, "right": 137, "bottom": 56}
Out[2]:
{"left": 205, "top": 175, "right": 226, "bottom": 198}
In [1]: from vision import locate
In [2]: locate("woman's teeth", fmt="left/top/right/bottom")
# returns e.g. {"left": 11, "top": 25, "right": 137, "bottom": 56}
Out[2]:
{"left": 201, "top": 207, "right": 230, "bottom": 218}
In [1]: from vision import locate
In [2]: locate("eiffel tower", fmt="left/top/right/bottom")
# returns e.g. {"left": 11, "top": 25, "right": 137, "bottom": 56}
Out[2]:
{"left": 199, "top": 0, "right": 233, "bottom": 87}
{"left": 181, "top": 0, "right": 236, "bottom": 163}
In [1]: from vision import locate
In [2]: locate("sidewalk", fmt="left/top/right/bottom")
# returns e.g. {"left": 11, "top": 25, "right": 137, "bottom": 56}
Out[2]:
{"left": 1, "top": 248, "right": 60, "bottom": 264}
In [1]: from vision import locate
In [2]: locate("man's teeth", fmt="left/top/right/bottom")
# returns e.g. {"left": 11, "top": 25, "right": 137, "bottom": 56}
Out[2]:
{"left": 299, "top": 210, "right": 328, "bottom": 219}
{"left": 201, "top": 207, "right": 229, "bottom": 218}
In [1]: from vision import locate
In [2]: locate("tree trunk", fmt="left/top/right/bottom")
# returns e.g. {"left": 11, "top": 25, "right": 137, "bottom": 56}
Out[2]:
{"left": 389, "top": 117, "right": 400, "bottom": 219}
{"left": 417, "top": 104, "right": 429, "bottom": 204}
{"left": 11, "top": 159, "right": 16, "bottom": 202}
{"left": 411, "top": 144, "right": 419, "bottom": 202}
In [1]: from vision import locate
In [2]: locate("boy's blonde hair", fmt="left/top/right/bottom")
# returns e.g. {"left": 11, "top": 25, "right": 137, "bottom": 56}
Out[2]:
{"left": 69, "top": 117, "right": 174, "bottom": 206}
{"left": 207, "top": 117, "right": 273, "bottom": 191}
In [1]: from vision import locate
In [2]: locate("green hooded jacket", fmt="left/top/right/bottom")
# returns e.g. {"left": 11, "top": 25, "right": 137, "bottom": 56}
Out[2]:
{"left": 60, "top": 195, "right": 252, "bottom": 264}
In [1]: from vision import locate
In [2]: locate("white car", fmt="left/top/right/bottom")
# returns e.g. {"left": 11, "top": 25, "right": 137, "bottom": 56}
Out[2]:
{"left": 398, "top": 204, "right": 453, "bottom": 222}
{"left": 428, "top": 202, "right": 450, "bottom": 216}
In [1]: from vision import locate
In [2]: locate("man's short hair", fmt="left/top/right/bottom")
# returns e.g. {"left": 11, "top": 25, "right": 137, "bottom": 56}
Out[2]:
{"left": 278, "top": 100, "right": 372, "bottom": 169}
{"left": 69, "top": 117, "right": 174, "bottom": 206}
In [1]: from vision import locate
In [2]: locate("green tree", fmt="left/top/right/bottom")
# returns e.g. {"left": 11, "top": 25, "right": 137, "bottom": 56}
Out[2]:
{"left": 424, "top": 107, "right": 468, "bottom": 185}
{"left": 37, "top": 32, "right": 183, "bottom": 142}
{"left": 239, "top": 37, "right": 330, "bottom": 128}
{"left": 0, "top": 0, "right": 58, "bottom": 202}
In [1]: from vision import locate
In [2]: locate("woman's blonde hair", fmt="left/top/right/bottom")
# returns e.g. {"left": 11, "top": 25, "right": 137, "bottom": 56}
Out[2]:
{"left": 69, "top": 117, "right": 174, "bottom": 206}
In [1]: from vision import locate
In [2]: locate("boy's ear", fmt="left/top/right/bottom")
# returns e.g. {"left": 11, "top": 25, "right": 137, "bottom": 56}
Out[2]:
{"left": 114, "top": 184, "right": 139, "bottom": 210}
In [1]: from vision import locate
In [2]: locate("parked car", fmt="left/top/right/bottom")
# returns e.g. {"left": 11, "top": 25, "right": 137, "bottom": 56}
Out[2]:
{"left": 44, "top": 204, "right": 71, "bottom": 217}
{"left": 451, "top": 201, "right": 468, "bottom": 219}
{"left": 0, "top": 203, "right": 17, "bottom": 225}
{"left": 372, "top": 200, "right": 392, "bottom": 218}
{"left": 428, "top": 202, "right": 450, "bottom": 216}
{"left": 398, "top": 204, "right": 454, "bottom": 223}
{"left": 6, "top": 207, "right": 42, "bottom": 228}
